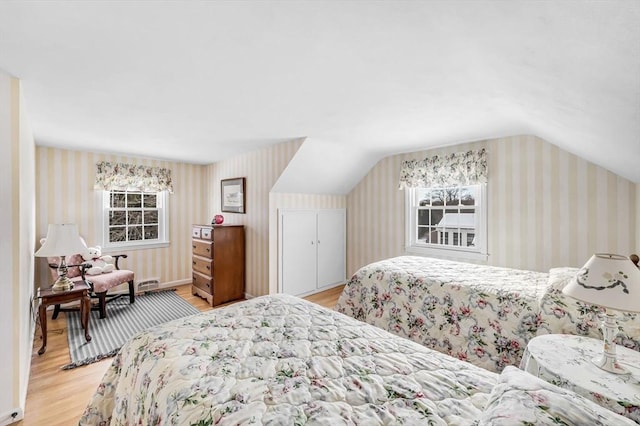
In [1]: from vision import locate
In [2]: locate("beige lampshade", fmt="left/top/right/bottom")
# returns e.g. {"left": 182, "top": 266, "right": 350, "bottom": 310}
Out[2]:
{"left": 35, "top": 224, "right": 87, "bottom": 257}
{"left": 563, "top": 253, "right": 640, "bottom": 313}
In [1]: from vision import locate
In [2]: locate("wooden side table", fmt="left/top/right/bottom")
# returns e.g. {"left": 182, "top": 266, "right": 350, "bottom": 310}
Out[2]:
{"left": 521, "top": 334, "right": 640, "bottom": 422}
{"left": 38, "top": 280, "right": 92, "bottom": 355}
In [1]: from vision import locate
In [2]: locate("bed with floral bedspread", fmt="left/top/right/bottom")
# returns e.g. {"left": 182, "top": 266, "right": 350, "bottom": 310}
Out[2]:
{"left": 335, "top": 256, "right": 640, "bottom": 373}
{"left": 80, "top": 294, "right": 633, "bottom": 425}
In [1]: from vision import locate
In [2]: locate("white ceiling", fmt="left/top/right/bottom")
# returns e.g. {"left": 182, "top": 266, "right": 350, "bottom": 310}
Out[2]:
{"left": 1, "top": 1, "right": 638, "bottom": 188}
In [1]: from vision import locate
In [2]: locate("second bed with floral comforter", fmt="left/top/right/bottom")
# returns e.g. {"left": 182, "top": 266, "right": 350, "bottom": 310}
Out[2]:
{"left": 335, "top": 256, "right": 640, "bottom": 373}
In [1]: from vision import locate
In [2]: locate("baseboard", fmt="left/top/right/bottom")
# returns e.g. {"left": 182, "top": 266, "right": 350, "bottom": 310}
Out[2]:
{"left": 0, "top": 407, "right": 23, "bottom": 425}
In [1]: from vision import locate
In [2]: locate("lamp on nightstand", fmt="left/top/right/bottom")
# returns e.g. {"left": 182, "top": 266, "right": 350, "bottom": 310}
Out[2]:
{"left": 563, "top": 253, "right": 640, "bottom": 374}
{"left": 35, "top": 224, "right": 87, "bottom": 291}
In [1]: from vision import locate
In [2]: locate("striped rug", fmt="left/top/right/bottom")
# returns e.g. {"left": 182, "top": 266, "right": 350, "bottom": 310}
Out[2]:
{"left": 64, "top": 290, "right": 200, "bottom": 369}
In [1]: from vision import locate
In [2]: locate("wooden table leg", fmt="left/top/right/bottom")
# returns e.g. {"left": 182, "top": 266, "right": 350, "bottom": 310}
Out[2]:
{"left": 81, "top": 293, "right": 92, "bottom": 342}
{"left": 38, "top": 302, "right": 47, "bottom": 355}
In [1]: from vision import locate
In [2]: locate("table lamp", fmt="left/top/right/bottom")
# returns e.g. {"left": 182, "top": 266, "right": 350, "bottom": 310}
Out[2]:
{"left": 35, "top": 224, "right": 87, "bottom": 291}
{"left": 562, "top": 253, "right": 640, "bottom": 374}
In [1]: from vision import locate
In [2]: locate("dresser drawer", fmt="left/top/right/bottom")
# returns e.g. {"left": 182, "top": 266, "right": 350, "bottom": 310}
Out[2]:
{"left": 201, "top": 227, "right": 213, "bottom": 240}
{"left": 192, "top": 254, "right": 213, "bottom": 276}
{"left": 192, "top": 271, "right": 213, "bottom": 294}
{"left": 192, "top": 239, "right": 213, "bottom": 258}
{"left": 192, "top": 226, "right": 202, "bottom": 239}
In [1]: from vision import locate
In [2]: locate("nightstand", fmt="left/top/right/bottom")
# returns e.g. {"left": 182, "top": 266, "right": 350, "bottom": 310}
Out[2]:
{"left": 37, "top": 281, "right": 92, "bottom": 355}
{"left": 521, "top": 334, "right": 640, "bottom": 422}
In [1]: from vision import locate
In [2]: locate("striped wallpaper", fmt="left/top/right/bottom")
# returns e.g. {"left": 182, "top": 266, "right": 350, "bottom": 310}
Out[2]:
{"left": 347, "top": 135, "right": 637, "bottom": 275}
{"left": 34, "top": 135, "right": 639, "bottom": 298}
{"left": 206, "top": 139, "right": 304, "bottom": 298}
{"left": 35, "top": 147, "right": 209, "bottom": 289}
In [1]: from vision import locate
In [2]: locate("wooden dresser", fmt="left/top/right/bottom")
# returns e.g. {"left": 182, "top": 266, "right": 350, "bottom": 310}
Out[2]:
{"left": 191, "top": 224, "right": 245, "bottom": 306}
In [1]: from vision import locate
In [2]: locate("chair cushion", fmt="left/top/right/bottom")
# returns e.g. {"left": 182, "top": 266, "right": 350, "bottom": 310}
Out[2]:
{"left": 85, "top": 270, "right": 134, "bottom": 293}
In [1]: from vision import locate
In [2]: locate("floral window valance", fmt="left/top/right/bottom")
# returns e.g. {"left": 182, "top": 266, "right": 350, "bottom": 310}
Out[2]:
{"left": 398, "top": 148, "right": 487, "bottom": 189}
{"left": 94, "top": 161, "right": 174, "bottom": 193}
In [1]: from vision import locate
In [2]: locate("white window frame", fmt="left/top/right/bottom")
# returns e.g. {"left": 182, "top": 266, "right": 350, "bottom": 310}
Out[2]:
{"left": 98, "top": 190, "right": 170, "bottom": 251}
{"left": 405, "top": 184, "right": 488, "bottom": 262}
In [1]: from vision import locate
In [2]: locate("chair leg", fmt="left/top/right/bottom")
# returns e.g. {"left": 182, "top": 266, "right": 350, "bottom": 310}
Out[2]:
{"left": 128, "top": 280, "right": 135, "bottom": 304}
{"left": 97, "top": 292, "right": 107, "bottom": 319}
{"left": 52, "top": 304, "right": 61, "bottom": 319}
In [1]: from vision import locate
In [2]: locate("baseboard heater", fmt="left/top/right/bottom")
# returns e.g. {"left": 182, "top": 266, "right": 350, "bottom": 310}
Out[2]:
{"left": 137, "top": 278, "right": 160, "bottom": 293}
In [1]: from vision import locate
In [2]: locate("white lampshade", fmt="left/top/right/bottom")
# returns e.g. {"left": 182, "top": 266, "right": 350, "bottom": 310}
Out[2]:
{"left": 563, "top": 253, "right": 640, "bottom": 313}
{"left": 35, "top": 224, "right": 87, "bottom": 257}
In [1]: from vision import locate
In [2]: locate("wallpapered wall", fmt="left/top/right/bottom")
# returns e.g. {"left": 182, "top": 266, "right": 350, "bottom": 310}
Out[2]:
{"left": 206, "top": 139, "right": 304, "bottom": 298}
{"left": 347, "top": 135, "right": 637, "bottom": 275}
{"left": 35, "top": 147, "right": 209, "bottom": 288}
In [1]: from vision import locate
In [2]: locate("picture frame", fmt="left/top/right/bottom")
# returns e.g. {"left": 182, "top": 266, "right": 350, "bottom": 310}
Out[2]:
{"left": 221, "top": 177, "right": 246, "bottom": 213}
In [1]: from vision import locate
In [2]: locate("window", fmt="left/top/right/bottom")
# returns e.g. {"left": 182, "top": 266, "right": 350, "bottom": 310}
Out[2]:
{"left": 100, "top": 190, "right": 169, "bottom": 250}
{"left": 406, "top": 184, "right": 487, "bottom": 261}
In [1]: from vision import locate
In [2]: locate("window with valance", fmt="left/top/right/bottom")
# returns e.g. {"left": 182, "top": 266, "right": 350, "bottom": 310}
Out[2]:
{"left": 401, "top": 149, "right": 488, "bottom": 261}
{"left": 94, "top": 161, "right": 172, "bottom": 250}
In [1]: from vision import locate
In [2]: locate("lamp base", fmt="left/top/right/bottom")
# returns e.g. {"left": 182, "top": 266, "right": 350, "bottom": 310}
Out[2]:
{"left": 592, "top": 354, "right": 629, "bottom": 375}
{"left": 51, "top": 276, "right": 74, "bottom": 291}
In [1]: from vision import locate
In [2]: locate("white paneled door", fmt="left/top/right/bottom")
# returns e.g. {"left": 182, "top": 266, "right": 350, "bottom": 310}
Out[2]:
{"left": 279, "top": 209, "right": 346, "bottom": 296}
{"left": 317, "top": 209, "right": 346, "bottom": 289}
{"left": 280, "top": 210, "right": 318, "bottom": 296}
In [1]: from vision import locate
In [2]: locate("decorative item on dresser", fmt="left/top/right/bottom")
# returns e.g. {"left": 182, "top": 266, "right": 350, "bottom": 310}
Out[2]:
{"left": 191, "top": 224, "right": 245, "bottom": 306}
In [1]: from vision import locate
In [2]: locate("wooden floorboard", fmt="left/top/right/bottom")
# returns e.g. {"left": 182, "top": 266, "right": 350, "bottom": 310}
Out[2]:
{"left": 20, "top": 284, "right": 343, "bottom": 425}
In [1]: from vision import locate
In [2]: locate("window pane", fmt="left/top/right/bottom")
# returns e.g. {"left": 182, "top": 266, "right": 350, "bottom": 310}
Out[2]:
{"left": 144, "top": 226, "right": 158, "bottom": 240}
{"left": 109, "top": 227, "right": 126, "bottom": 243}
{"left": 128, "top": 210, "right": 142, "bottom": 224}
{"left": 128, "top": 226, "right": 143, "bottom": 241}
{"left": 143, "top": 194, "right": 157, "bottom": 208}
{"left": 431, "top": 189, "right": 445, "bottom": 205}
{"left": 109, "top": 211, "right": 126, "bottom": 226}
{"left": 111, "top": 192, "right": 126, "bottom": 208}
{"left": 461, "top": 186, "right": 476, "bottom": 205}
{"left": 127, "top": 193, "right": 142, "bottom": 208}
{"left": 144, "top": 210, "right": 158, "bottom": 224}
{"left": 467, "top": 233, "right": 476, "bottom": 247}
{"left": 417, "top": 209, "right": 430, "bottom": 226}
{"left": 416, "top": 189, "right": 431, "bottom": 205}
{"left": 444, "top": 188, "right": 461, "bottom": 206}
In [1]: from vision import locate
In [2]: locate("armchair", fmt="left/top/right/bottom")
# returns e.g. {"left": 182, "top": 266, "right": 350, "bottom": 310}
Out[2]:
{"left": 43, "top": 247, "right": 135, "bottom": 319}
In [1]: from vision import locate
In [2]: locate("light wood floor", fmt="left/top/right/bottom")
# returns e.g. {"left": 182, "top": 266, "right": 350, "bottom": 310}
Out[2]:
{"left": 20, "top": 284, "right": 344, "bottom": 426}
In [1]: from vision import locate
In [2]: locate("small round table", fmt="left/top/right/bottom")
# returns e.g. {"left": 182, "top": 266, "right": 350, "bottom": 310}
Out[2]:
{"left": 521, "top": 334, "right": 640, "bottom": 422}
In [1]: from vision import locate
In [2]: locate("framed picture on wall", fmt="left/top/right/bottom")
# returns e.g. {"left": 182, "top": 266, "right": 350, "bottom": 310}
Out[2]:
{"left": 221, "top": 177, "right": 246, "bottom": 213}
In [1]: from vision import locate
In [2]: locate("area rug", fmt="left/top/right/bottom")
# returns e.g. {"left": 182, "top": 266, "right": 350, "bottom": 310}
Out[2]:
{"left": 64, "top": 290, "right": 200, "bottom": 370}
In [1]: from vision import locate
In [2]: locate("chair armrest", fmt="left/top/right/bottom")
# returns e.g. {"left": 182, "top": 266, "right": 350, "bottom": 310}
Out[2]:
{"left": 78, "top": 263, "right": 91, "bottom": 280}
{"left": 112, "top": 254, "right": 128, "bottom": 270}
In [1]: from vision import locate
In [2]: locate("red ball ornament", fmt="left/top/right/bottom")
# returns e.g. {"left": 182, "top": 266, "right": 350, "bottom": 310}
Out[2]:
{"left": 213, "top": 214, "right": 224, "bottom": 225}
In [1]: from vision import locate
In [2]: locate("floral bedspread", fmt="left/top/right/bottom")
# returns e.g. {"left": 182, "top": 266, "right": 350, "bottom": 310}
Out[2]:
{"left": 335, "top": 256, "right": 549, "bottom": 372}
{"left": 335, "top": 257, "right": 640, "bottom": 373}
{"left": 80, "top": 294, "right": 497, "bottom": 425}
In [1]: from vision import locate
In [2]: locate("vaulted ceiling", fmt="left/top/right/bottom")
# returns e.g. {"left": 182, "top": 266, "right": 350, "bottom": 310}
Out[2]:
{"left": 0, "top": 1, "right": 638, "bottom": 185}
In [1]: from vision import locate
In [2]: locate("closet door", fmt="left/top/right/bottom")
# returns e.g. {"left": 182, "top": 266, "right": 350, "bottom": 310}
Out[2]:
{"left": 280, "top": 210, "right": 318, "bottom": 296}
{"left": 317, "top": 209, "right": 346, "bottom": 289}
